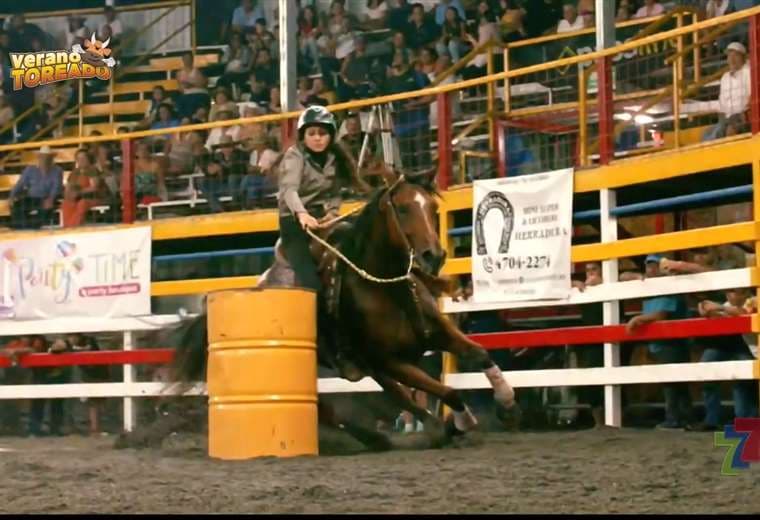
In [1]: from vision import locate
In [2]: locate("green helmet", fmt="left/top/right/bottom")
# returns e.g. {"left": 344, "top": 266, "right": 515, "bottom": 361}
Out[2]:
{"left": 297, "top": 105, "right": 337, "bottom": 136}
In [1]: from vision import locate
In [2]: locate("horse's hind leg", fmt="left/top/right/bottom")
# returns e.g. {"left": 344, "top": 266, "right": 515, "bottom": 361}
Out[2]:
{"left": 381, "top": 360, "right": 479, "bottom": 437}
{"left": 372, "top": 372, "right": 447, "bottom": 447}
{"left": 317, "top": 399, "right": 392, "bottom": 452}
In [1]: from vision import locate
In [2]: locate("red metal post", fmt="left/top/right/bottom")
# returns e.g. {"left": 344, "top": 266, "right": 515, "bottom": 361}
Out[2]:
{"left": 496, "top": 119, "right": 507, "bottom": 177}
{"left": 281, "top": 119, "right": 296, "bottom": 150}
{"left": 749, "top": 14, "right": 760, "bottom": 134}
{"left": 120, "top": 138, "right": 135, "bottom": 224}
{"left": 654, "top": 214, "right": 665, "bottom": 235}
{"left": 596, "top": 56, "right": 614, "bottom": 164}
{"left": 436, "top": 92, "right": 452, "bottom": 190}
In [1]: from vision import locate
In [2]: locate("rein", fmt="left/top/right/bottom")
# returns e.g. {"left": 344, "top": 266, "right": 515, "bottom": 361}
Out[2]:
{"left": 304, "top": 173, "right": 433, "bottom": 345}
{"left": 304, "top": 175, "right": 414, "bottom": 284}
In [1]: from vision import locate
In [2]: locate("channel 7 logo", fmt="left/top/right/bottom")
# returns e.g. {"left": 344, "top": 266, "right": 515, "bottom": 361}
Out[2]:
{"left": 714, "top": 418, "right": 760, "bottom": 475}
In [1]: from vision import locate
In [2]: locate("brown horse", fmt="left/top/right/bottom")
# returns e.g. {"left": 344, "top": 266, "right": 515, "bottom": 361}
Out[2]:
{"left": 171, "top": 167, "right": 518, "bottom": 450}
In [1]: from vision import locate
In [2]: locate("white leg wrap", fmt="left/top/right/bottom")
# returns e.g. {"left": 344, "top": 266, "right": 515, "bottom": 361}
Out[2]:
{"left": 485, "top": 365, "right": 515, "bottom": 406}
{"left": 453, "top": 406, "right": 478, "bottom": 432}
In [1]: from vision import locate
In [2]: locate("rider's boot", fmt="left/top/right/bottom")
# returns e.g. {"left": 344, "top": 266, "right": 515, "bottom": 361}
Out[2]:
{"left": 317, "top": 300, "right": 364, "bottom": 382}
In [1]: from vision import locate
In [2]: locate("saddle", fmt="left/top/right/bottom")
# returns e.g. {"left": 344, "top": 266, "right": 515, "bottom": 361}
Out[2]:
{"left": 260, "top": 220, "right": 354, "bottom": 322}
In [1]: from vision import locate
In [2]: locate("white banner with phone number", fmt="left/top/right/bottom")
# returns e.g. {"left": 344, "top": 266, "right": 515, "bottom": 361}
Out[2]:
{"left": 472, "top": 168, "right": 574, "bottom": 303}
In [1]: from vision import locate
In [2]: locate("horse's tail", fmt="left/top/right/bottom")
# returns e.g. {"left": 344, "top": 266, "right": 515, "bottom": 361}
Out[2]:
{"left": 169, "top": 312, "right": 210, "bottom": 383}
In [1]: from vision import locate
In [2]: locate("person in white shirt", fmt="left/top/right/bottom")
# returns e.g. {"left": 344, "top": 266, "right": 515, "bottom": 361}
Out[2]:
{"left": 66, "top": 15, "right": 89, "bottom": 49}
{"left": 702, "top": 41, "right": 751, "bottom": 141}
{"left": 557, "top": 3, "right": 585, "bottom": 33}
{"left": 101, "top": 6, "right": 123, "bottom": 40}
{"left": 633, "top": 0, "right": 664, "bottom": 19}
{"left": 706, "top": 0, "right": 732, "bottom": 19}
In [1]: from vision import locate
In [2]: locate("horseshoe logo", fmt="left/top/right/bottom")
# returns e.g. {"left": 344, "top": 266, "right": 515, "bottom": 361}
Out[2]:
{"left": 475, "top": 191, "right": 514, "bottom": 256}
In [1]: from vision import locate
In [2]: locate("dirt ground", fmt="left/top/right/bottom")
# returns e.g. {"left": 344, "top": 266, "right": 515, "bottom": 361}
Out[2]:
{"left": 1, "top": 427, "right": 758, "bottom": 514}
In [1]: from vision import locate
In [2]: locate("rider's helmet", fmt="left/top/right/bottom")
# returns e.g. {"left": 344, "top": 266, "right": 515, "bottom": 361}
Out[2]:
{"left": 297, "top": 105, "right": 337, "bottom": 141}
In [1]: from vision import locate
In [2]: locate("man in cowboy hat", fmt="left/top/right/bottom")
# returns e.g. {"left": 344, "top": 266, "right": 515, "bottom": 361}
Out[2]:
{"left": 701, "top": 41, "right": 751, "bottom": 141}
{"left": 9, "top": 145, "right": 63, "bottom": 229}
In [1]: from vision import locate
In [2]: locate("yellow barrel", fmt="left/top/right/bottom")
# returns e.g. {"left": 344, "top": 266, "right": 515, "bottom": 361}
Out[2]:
{"left": 206, "top": 288, "right": 318, "bottom": 460}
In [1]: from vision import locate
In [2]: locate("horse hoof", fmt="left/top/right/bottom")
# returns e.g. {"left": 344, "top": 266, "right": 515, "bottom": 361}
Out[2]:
{"left": 495, "top": 401, "right": 522, "bottom": 432}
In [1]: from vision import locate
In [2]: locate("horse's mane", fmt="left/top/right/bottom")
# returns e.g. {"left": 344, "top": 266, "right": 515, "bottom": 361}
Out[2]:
{"left": 338, "top": 186, "right": 386, "bottom": 264}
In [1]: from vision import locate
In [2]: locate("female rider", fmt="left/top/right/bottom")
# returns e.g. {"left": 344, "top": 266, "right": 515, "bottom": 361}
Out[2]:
{"left": 277, "top": 105, "right": 367, "bottom": 381}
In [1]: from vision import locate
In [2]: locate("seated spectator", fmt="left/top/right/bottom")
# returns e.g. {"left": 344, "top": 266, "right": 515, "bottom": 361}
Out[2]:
{"left": 268, "top": 85, "right": 283, "bottom": 113}
{"left": 340, "top": 112, "right": 376, "bottom": 163}
{"left": 309, "top": 77, "right": 336, "bottom": 105}
{"left": 405, "top": 3, "right": 440, "bottom": 50}
{"left": 363, "top": 0, "right": 390, "bottom": 30}
{"left": 418, "top": 46, "right": 438, "bottom": 78}
{"left": 231, "top": 0, "right": 266, "bottom": 34}
{"left": 217, "top": 32, "right": 253, "bottom": 94}
{"left": 62, "top": 149, "right": 108, "bottom": 228}
{"left": 102, "top": 6, "right": 124, "bottom": 41}
{"left": 9, "top": 146, "right": 62, "bottom": 229}
{"left": 616, "top": 0, "right": 632, "bottom": 22}
{"left": 690, "top": 288, "right": 758, "bottom": 431}
{"left": 337, "top": 35, "right": 373, "bottom": 102}
{"left": 0, "top": 95, "right": 13, "bottom": 143}
{"left": 238, "top": 104, "right": 268, "bottom": 147}
{"left": 684, "top": 42, "right": 751, "bottom": 141}
{"left": 205, "top": 108, "right": 242, "bottom": 149}
{"left": 134, "top": 140, "right": 168, "bottom": 204}
{"left": 557, "top": 3, "right": 584, "bottom": 33}
{"left": 384, "top": 52, "right": 434, "bottom": 172}
{"left": 209, "top": 87, "right": 240, "bottom": 122}
{"left": 693, "top": 42, "right": 751, "bottom": 141}
{"left": 499, "top": 0, "right": 528, "bottom": 42}
{"left": 248, "top": 18, "right": 277, "bottom": 61}
{"left": 164, "top": 129, "right": 208, "bottom": 178}
{"left": 386, "top": 30, "right": 415, "bottom": 68}
{"left": 28, "top": 336, "right": 71, "bottom": 437}
{"left": 463, "top": 11, "right": 500, "bottom": 77}
{"left": 136, "top": 85, "right": 173, "bottom": 130}
{"left": 150, "top": 102, "right": 181, "bottom": 133}
{"left": 175, "top": 52, "right": 210, "bottom": 119}
{"left": 298, "top": 5, "right": 323, "bottom": 75}
{"left": 706, "top": 0, "right": 733, "bottom": 19}
{"left": 94, "top": 142, "right": 120, "bottom": 203}
{"left": 240, "top": 135, "right": 278, "bottom": 209}
{"left": 389, "top": 0, "right": 414, "bottom": 32}
{"left": 202, "top": 134, "right": 249, "bottom": 213}
{"left": 633, "top": 0, "right": 664, "bottom": 18}
{"left": 318, "top": 1, "right": 354, "bottom": 58}
{"left": 7, "top": 14, "right": 48, "bottom": 51}
{"left": 626, "top": 255, "right": 694, "bottom": 430}
{"left": 435, "top": 0, "right": 466, "bottom": 25}
{"left": 252, "top": 48, "right": 278, "bottom": 88}
{"left": 66, "top": 15, "right": 89, "bottom": 49}
{"left": 437, "top": 6, "right": 468, "bottom": 62}
{"left": 68, "top": 333, "right": 111, "bottom": 436}
{"left": 240, "top": 71, "right": 270, "bottom": 105}
{"left": 192, "top": 105, "right": 209, "bottom": 124}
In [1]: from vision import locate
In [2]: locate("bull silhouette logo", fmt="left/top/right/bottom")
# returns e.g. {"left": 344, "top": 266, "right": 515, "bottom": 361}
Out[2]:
{"left": 72, "top": 33, "right": 116, "bottom": 68}
{"left": 474, "top": 191, "right": 514, "bottom": 258}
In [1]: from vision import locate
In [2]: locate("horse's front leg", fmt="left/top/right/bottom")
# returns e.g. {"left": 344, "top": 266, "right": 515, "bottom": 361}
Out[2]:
{"left": 379, "top": 359, "right": 480, "bottom": 440}
{"left": 433, "top": 315, "right": 519, "bottom": 421}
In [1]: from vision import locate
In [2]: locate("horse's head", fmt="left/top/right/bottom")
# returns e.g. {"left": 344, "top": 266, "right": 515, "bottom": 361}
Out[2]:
{"left": 379, "top": 167, "right": 446, "bottom": 275}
